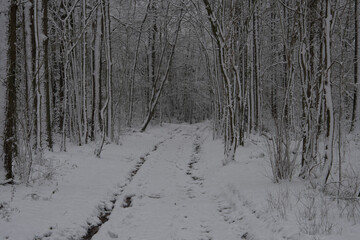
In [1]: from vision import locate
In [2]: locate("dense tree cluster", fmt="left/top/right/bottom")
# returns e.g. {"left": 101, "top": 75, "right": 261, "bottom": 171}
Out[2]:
{"left": 1, "top": 0, "right": 360, "bottom": 190}
{"left": 200, "top": 0, "right": 360, "bottom": 188}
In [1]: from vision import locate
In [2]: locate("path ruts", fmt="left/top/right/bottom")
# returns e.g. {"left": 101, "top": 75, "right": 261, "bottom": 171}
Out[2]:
{"left": 80, "top": 128, "right": 179, "bottom": 240}
{"left": 33, "top": 128, "right": 180, "bottom": 240}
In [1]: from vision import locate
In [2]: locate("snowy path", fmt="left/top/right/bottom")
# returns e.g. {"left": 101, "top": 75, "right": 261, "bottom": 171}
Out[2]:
{"left": 0, "top": 125, "right": 181, "bottom": 240}
{"left": 2, "top": 123, "right": 360, "bottom": 240}
{"left": 92, "top": 125, "right": 241, "bottom": 240}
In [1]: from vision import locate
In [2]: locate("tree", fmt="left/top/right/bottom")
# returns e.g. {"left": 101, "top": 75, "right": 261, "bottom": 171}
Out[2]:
{"left": 82, "top": 0, "right": 88, "bottom": 144}
{"left": 3, "top": 0, "right": 17, "bottom": 181}
{"left": 351, "top": 0, "right": 360, "bottom": 132}
{"left": 43, "top": 0, "right": 53, "bottom": 151}
{"left": 201, "top": 0, "right": 252, "bottom": 164}
{"left": 319, "top": 0, "right": 335, "bottom": 186}
{"left": 103, "top": 0, "right": 113, "bottom": 140}
{"left": 127, "top": 1, "right": 150, "bottom": 128}
{"left": 34, "top": 0, "right": 43, "bottom": 155}
{"left": 140, "top": 3, "right": 184, "bottom": 132}
{"left": 95, "top": 0, "right": 113, "bottom": 157}
{"left": 91, "top": 4, "right": 102, "bottom": 141}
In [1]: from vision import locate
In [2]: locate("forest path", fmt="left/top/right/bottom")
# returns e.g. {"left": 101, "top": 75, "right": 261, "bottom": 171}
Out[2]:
{"left": 3, "top": 124, "right": 360, "bottom": 240}
{"left": 91, "top": 124, "right": 241, "bottom": 240}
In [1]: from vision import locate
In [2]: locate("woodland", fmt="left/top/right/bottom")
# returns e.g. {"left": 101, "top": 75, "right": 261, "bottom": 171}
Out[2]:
{"left": 2, "top": 1, "right": 360, "bottom": 239}
{"left": 1, "top": 0, "right": 360, "bottom": 195}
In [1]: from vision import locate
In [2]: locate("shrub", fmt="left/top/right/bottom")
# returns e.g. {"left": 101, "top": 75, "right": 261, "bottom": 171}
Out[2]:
{"left": 264, "top": 127, "right": 300, "bottom": 183}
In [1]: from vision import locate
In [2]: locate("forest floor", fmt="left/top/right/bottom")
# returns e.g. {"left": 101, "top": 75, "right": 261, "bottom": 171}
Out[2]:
{"left": 1, "top": 123, "right": 360, "bottom": 240}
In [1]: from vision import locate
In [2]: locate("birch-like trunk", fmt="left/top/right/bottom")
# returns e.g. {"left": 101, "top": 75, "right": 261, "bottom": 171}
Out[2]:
{"left": 92, "top": 6, "right": 102, "bottom": 141}
{"left": 320, "top": 0, "right": 334, "bottom": 186}
{"left": 60, "top": 43, "right": 69, "bottom": 152}
{"left": 298, "top": 0, "right": 317, "bottom": 178}
{"left": 253, "top": 6, "right": 261, "bottom": 132}
{"left": 34, "top": 0, "right": 42, "bottom": 154}
{"left": 202, "top": 0, "right": 237, "bottom": 164}
{"left": 103, "top": 0, "right": 112, "bottom": 141}
{"left": 82, "top": 0, "right": 88, "bottom": 144}
{"left": 94, "top": 0, "right": 112, "bottom": 157}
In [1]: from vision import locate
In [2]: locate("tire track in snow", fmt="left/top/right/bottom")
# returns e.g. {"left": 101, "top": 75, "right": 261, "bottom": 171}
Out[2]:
{"left": 187, "top": 131, "right": 203, "bottom": 182}
{"left": 35, "top": 127, "right": 181, "bottom": 240}
{"left": 82, "top": 124, "right": 241, "bottom": 240}
{"left": 89, "top": 125, "right": 210, "bottom": 240}
{"left": 185, "top": 126, "right": 215, "bottom": 240}
{"left": 80, "top": 127, "right": 180, "bottom": 240}
{"left": 186, "top": 127, "right": 289, "bottom": 240}
{"left": 185, "top": 125, "right": 256, "bottom": 240}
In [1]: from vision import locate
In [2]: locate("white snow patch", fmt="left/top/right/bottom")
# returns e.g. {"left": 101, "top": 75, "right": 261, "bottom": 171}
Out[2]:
{"left": 0, "top": 124, "right": 178, "bottom": 240}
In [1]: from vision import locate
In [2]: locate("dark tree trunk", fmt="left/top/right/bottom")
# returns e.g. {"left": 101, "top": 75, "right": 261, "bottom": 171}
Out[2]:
{"left": 351, "top": 0, "right": 359, "bottom": 132}
{"left": 30, "top": 0, "right": 37, "bottom": 148}
{"left": 43, "top": 0, "right": 53, "bottom": 151}
{"left": 3, "top": 0, "right": 18, "bottom": 181}
{"left": 22, "top": 3, "right": 30, "bottom": 129}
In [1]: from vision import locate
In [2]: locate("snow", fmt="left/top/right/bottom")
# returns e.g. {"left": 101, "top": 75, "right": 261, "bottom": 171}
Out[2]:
{"left": 92, "top": 124, "right": 242, "bottom": 240}
{"left": 0, "top": 125, "right": 178, "bottom": 240}
{"left": 1, "top": 123, "right": 360, "bottom": 240}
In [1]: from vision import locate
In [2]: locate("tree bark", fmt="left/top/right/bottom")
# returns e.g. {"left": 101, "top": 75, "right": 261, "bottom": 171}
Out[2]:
{"left": 127, "top": 2, "right": 150, "bottom": 128}
{"left": 91, "top": 6, "right": 102, "bottom": 141}
{"left": 102, "top": 0, "right": 113, "bottom": 140}
{"left": 320, "top": 0, "right": 334, "bottom": 186}
{"left": 82, "top": 0, "right": 88, "bottom": 144}
{"left": 3, "top": 0, "right": 17, "bottom": 181}
{"left": 43, "top": 0, "right": 53, "bottom": 151}
{"left": 202, "top": 0, "right": 237, "bottom": 163}
{"left": 140, "top": 9, "right": 183, "bottom": 132}
{"left": 34, "top": 0, "right": 42, "bottom": 154}
{"left": 351, "top": 0, "right": 360, "bottom": 132}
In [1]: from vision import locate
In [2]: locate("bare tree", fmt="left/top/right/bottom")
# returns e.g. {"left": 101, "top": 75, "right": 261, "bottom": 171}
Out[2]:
{"left": 91, "top": 4, "right": 102, "bottom": 141}
{"left": 43, "top": 0, "right": 53, "bottom": 151}
{"left": 351, "top": 0, "right": 360, "bottom": 132}
{"left": 3, "top": 0, "right": 17, "bottom": 181}
{"left": 140, "top": 4, "right": 184, "bottom": 132}
{"left": 319, "top": 0, "right": 335, "bottom": 186}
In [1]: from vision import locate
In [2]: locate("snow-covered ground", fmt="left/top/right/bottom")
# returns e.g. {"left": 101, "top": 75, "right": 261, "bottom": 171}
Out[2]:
{"left": 0, "top": 125, "right": 180, "bottom": 239}
{"left": 1, "top": 123, "right": 360, "bottom": 240}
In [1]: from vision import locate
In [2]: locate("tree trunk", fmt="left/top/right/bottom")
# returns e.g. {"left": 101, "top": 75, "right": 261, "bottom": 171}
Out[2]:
{"left": 140, "top": 9, "right": 183, "bottom": 132}
{"left": 91, "top": 6, "right": 102, "bottom": 141}
{"left": 60, "top": 46, "right": 68, "bottom": 152}
{"left": 253, "top": 6, "right": 260, "bottom": 132}
{"left": 102, "top": 0, "right": 113, "bottom": 140}
{"left": 34, "top": 0, "right": 42, "bottom": 154}
{"left": 43, "top": 0, "right": 53, "bottom": 151}
{"left": 320, "top": 0, "right": 334, "bottom": 186}
{"left": 351, "top": 0, "right": 360, "bottom": 132}
{"left": 202, "top": 0, "right": 238, "bottom": 163}
{"left": 127, "top": 2, "right": 150, "bottom": 128}
{"left": 3, "top": 0, "right": 17, "bottom": 181}
{"left": 82, "top": 0, "right": 88, "bottom": 144}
